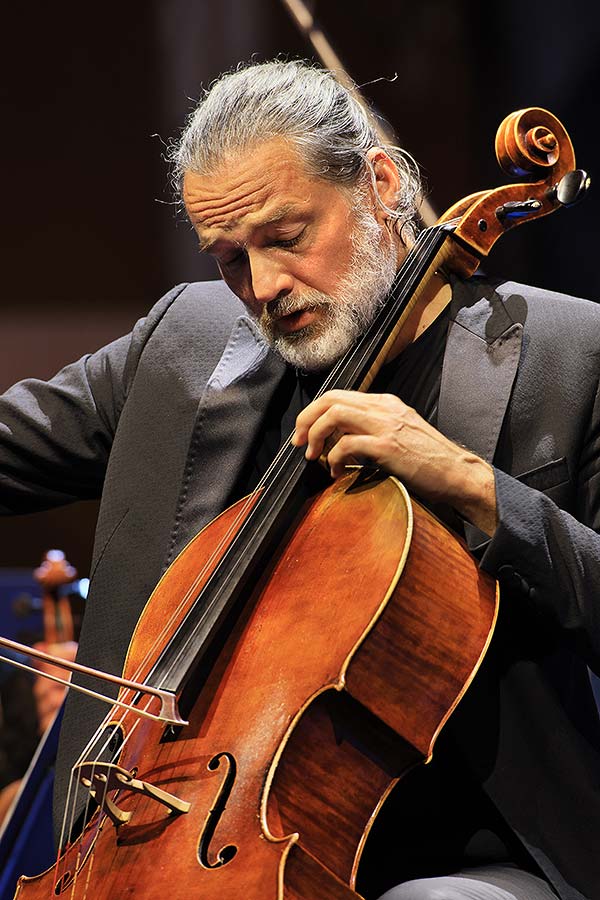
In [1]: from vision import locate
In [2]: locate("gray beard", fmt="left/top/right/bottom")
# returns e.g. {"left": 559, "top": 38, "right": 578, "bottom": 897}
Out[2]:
{"left": 254, "top": 209, "right": 399, "bottom": 372}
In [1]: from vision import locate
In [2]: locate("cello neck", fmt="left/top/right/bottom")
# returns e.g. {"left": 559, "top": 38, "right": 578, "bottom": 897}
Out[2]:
{"left": 144, "top": 224, "right": 454, "bottom": 697}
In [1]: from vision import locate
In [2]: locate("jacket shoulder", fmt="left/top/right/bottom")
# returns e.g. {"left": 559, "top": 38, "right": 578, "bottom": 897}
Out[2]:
{"left": 495, "top": 279, "right": 600, "bottom": 320}
{"left": 123, "top": 280, "right": 247, "bottom": 377}
{"left": 451, "top": 275, "right": 600, "bottom": 348}
{"left": 147, "top": 279, "right": 246, "bottom": 332}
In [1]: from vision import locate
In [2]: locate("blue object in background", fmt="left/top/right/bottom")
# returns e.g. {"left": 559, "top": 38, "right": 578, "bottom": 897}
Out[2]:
{"left": 0, "top": 570, "right": 88, "bottom": 896}
{"left": 0, "top": 570, "right": 41, "bottom": 647}
{"left": 0, "top": 705, "right": 63, "bottom": 898}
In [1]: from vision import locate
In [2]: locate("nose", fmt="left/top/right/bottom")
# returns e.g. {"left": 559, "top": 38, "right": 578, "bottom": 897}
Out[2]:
{"left": 247, "top": 249, "right": 294, "bottom": 307}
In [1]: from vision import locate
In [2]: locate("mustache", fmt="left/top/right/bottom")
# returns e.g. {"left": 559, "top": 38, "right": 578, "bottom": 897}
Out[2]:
{"left": 262, "top": 290, "right": 332, "bottom": 324}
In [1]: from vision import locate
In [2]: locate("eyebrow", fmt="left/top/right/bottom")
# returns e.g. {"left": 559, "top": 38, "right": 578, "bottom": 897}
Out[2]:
{"left": 197, "top": 203, "right": 303, "bottom": 253}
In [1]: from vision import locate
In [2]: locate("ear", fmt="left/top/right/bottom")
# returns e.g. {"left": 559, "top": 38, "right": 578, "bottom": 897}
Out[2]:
{"left": 365, "top": 147, "right": 400, "bottom": 225}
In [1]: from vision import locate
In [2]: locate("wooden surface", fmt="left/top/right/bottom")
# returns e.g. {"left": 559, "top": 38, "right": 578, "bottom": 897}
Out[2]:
{"left": 16, "top": 472, "right": 496, "bottom": 899}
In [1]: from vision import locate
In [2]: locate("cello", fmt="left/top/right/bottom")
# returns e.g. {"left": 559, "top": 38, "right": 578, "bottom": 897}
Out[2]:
{"left": 13, "top": 108, "right": 589, "bottom": 898}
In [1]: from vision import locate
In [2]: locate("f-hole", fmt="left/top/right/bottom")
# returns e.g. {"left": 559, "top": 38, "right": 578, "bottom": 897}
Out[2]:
{"left": 198, "top": 751, "right": 238, "bottom": 869}
{"left": 54, "top": 871, "right": 74, "bottom": 895}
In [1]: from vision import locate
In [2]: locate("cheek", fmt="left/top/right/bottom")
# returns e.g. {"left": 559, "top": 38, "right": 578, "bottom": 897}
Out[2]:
{"left": 299, "top": 240, "right": 353, "bottom": 293}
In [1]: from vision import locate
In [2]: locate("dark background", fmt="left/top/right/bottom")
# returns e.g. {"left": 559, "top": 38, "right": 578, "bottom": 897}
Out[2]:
{"left": 1, "top": 0, "right": 599, "bottom": 574}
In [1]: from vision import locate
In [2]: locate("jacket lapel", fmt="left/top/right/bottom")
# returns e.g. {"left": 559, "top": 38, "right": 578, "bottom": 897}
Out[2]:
{"left": 166, "top": 315, "right": 286, "bottom": 562}
{"left": 437, "top": 279, "right": 523, "bottom": 465}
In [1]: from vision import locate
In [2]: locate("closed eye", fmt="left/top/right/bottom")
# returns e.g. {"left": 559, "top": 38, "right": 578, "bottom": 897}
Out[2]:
{"left": 272, "top": 227, "right": 306, "bottom": 249}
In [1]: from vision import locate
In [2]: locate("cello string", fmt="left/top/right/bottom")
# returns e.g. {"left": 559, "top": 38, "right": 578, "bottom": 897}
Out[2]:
{"left": 127, "top": 227, "right": 443, "bottom": 688}
{"left": 52, "top": 224, "right": 446, "bottom": 888}
{"left": 57, "top": 711, "right": 121, "bottom": 890}
{"left": 66, "top": 224, "right": 448, "bottom": 771}
{"left": 64, "top": 224, "right": 444, "bottom": 777}
{"left": 126, "top": 226, "right": 447, "bottom": 691}
{"left": 95, "top": 226, "right": 445, "bottom": 700}
{"left": 151, "top": 225, "right": 448, "bottom": 687}
{"left": 55, "top": 227, "right": 444, "bottom": 730}
{"left": 58, "top": 685, "right": 152, "bottom": 841}
{"left": 56, "top": 662, "right": 174, "bottom": 888}
{"left": 56, "top": 689, "right": 162, "bottom": 892}
{"left": 71, "top": 227, "right": 443, "bottom": 752}
{"left": 315, "top": 226, "right": 449, "bottom": 396}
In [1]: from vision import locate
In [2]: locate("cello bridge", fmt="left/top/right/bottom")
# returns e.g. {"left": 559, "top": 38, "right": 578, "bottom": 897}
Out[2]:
{"left": 74, "top": 761, "right": 191, "bottom": 826}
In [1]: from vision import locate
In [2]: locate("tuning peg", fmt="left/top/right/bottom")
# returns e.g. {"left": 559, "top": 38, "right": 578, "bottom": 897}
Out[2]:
{"left": 547, "top": 169, "right": 591, "bottom": 207}
{"left": 495, "top": 198, "right": 543, "bottom": 223}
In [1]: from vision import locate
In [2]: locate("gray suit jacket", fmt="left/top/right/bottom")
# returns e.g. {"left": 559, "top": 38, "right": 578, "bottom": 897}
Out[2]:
{"left": 1, "top": 277, "right": 600, "bottom": 898}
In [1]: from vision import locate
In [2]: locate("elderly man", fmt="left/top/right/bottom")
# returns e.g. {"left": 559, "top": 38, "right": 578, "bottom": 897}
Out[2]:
{"left": 2, "top": 60, "right": 599, "bottom": 899}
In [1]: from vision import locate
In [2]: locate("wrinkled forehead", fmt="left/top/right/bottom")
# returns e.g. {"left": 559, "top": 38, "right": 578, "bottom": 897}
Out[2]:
{"left": 183, "top": 138, "right": 331, "bottom": 233}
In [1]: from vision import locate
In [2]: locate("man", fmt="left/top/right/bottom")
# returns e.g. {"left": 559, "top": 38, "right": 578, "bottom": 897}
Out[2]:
{"left": 2, "top": 60, "right": 599, "bottom": 899}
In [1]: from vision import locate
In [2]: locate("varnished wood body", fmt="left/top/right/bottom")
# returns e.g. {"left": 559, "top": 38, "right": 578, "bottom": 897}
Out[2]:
{"left": 16, "top": 471, "right": 496, "bottom": 899}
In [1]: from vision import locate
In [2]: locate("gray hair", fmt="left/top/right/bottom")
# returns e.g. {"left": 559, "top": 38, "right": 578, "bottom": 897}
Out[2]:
{"left": 170, "top": 59, "right": 423, "bottom": 243}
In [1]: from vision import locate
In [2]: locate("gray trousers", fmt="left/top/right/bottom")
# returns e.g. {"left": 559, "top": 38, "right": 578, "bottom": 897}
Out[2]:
{"left": 376, "top": 864, "right": 558, "bottom": 899}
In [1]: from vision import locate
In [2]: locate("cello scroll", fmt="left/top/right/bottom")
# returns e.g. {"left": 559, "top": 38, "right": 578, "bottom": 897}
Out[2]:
{"left": 438, "top": 107, "right": 590, "bottom": 276}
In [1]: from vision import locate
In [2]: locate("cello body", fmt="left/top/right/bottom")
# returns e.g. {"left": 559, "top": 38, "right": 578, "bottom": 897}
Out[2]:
{"left": 16, "top": 470, "right": 496, "bottom": 899}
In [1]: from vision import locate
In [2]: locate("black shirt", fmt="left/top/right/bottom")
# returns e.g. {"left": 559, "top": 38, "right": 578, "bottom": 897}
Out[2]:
{"left": 371, "top": 305, "right": 449, "bottom": 425}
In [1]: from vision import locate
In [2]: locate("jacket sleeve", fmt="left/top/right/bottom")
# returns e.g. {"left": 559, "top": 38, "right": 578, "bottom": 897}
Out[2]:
{"left": 480, "top": 371, "right": 600, "bottom": 671}
{"left": 0, "top": 284, "right": 188, "bottom": 514}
